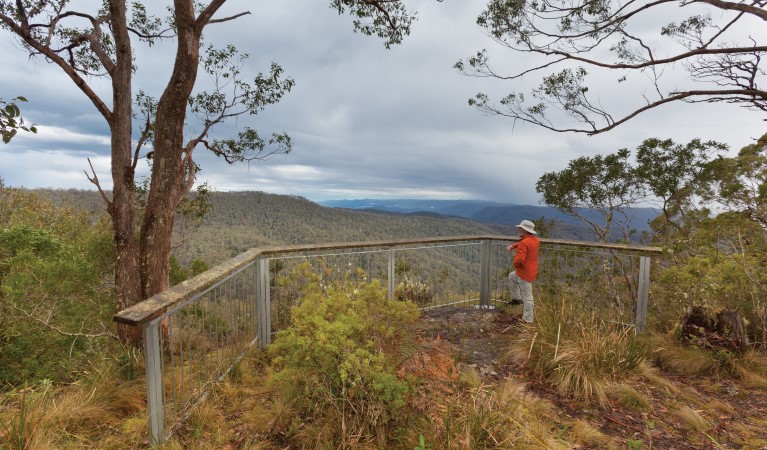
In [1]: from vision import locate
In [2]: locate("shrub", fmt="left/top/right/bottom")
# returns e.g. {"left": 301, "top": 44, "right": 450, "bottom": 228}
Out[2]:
{"left": 267, "top": 263, "right": 419, "bottom": 448}
{"left": 0, "top": 189, "right": 114, "bottom": 387}
{"left": 395, "top": 275, "right": 433, "bottom": 306}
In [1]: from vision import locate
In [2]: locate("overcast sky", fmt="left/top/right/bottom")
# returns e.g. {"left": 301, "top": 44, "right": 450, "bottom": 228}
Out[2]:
{"left": 1, "top": 1, "right": 764, "bottom": 205}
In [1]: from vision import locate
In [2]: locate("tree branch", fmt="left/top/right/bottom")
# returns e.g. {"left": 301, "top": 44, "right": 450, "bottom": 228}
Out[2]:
{"left": 126, "top": 26, "right": 174, "bottom": 40}
{"left": 362, "top": 0, "right": 399, "bottom": 32}
{"left": 133, "top": 116, "right": 152, "bottom": 171}
{"left": 484, "top": 88, "right": 767, "bottom": 135}
{"left": 195, "top": 0, "right": 228, "bottom": 30}
{"left": 692, "top": 0, "right": 767, "bottom": 21}
{"left": 0, "top": 12, "right": 113, "bottom": 122}
{"left": 532, "top": 45, "right": 767, "bottom": 71}
{"left": 30, "top": 11, "right": 116, "bottom": 74}
{"left": 207, "top": 11, "right": 251, "bottom": 25}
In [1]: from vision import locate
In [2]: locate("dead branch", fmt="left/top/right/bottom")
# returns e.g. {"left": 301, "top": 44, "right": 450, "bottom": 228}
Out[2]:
{"left": 84, "top": 157, "right": 113, "bottom": 207}
{"left": 10, "top": 301, "right": 120, "bottom": 341}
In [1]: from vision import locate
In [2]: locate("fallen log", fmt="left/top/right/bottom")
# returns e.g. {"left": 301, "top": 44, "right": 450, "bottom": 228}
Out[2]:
{"left": 678, "top": 306, "right": 748, "bottom": 353}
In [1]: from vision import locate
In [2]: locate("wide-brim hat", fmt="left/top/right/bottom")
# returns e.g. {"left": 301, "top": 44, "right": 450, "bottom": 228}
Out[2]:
{"left": 516, "top": 220, "right": 537, "bottom": 235}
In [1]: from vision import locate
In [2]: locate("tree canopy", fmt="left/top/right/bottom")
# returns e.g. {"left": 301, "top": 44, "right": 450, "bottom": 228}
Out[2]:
{"left": 536, "top": 137, "right": 729, "bottom": 241}
{"left": 455, "top": 0, "right": 766, "bottom": 134}
{"left": 0, "top": 0, "right": 420, "bottom": 345}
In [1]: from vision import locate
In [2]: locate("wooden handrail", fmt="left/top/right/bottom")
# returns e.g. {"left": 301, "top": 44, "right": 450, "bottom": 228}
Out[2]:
{"left": 113, "top": 235, "right": 662, "bottom": 327}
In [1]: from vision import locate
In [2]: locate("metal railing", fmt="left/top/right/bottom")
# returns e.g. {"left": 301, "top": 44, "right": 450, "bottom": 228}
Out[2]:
{"left": 113, "top": 235, "right": 661, "bottom": 445}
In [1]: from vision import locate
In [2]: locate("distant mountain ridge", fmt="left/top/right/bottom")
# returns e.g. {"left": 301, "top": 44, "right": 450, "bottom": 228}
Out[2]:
{"left": 320, "top": 198, "right": 660, "bottom": 235}
{"left": 320, "top": 199, "right": 513, "bottom": 217}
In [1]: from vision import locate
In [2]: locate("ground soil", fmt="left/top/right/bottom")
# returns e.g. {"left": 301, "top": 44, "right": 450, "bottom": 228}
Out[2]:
{"left": 416, "top": 305, "right": 767, "bottom": 449}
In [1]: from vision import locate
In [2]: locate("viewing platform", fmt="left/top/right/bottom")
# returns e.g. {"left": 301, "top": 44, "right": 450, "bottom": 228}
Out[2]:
{"left": 114, "top": 235, "right": 662, "bottom": 444}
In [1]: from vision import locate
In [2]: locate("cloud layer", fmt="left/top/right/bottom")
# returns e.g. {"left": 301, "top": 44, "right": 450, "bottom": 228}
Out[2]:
{"left": 1, "top": 1, "right": 764, "bottom": 204}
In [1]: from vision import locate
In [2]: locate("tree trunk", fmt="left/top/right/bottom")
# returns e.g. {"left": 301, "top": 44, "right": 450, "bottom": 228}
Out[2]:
{"left": 109, "top": 0, "right": 143, "bottom": 346}
{"left": 139, "top": 0, "right": 201, "bottom": 299}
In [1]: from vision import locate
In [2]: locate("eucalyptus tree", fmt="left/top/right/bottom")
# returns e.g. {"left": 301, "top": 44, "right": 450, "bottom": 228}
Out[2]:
{"left": 0, "top": 0, "right": 417, "bottom": 344}
{"left": 455, "top": 0, "right": 766, "bottom": 135}
{"left": 708, "top": 132, "right": 767, "bottom": 240}
{"left": 1, "top": 96, "right": 36, "bottom": 143}
{"left": 536, "top": 148, "right": 642, "bottom": 242}
{"left": 635, "top": 138, "right": 727, "bottom": 250}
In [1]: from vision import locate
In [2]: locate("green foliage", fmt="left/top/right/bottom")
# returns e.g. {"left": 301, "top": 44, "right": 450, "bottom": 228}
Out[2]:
{"left": 530, "top": 216, "right": 557, "bottom": 237}
{"left": 268, "top": 263, "right": 419, "bottom": 447}
{"left": 536, "top": 147, "right": 640, "bottom": 241}
{"left": 635, "top": 138, "right": 725, "bottom": 211}
{"left": 395, "top": 256, "right": 413, "bottom": 275}
{"left": 649, "top": 209, "right": 767, "bottom": 347}
{"left": 414, "top": 434, "right": 431, "bottom": 450}
{"left": 707, "top": 132, "right": 767, "bottom": 235}
{"left": 330, "top": 0, "right": 415, "bottom": 49}
{"left": 191, "top": 45, "right": 295, "bottom": 164}
{"left": 0, "top": 96, "right": 37, "bottom": 144}
{"left": 0, "top": 387, "right": 29, "bottom": 449}
{"left": 0, "top": 186, "right": 115, "bottom": 387}
{"left": 189, "top": 258, "right": 209, "bottom": 277}
{"left": 169, "top": 256, "right": 189, "bottom": 286}
{"left": 0, "top": 226, "right": 60, "bottom": 260}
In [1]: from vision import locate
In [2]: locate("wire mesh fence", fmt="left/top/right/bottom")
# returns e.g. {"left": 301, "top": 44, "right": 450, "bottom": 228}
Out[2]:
{"left": 268, "top": 242, "right": 485, "bottom": 334}
{"left": 113, "top": 236, "right": 659, "bottom": 445}
{"left": 488, "top": 242, "right": 643, "bottom": 324}
{"left": 147, "top": 263, "right": 260, "bottom": 430}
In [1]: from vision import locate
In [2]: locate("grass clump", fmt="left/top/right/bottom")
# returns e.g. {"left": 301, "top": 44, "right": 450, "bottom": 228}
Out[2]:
{"left": 0, "top": 362, "right": 146, "bottom": 449}
{"left": 405, "top": 374, "right": 565, "bottom": 449}
{"left": 569, "top": 419, "right": 612, "bottom": 448}
{"left": 604, "top": 383, "right": 650, "bottom": 411}
{"left": 672, "top": 405, "right": 710, "bottom": 432}
{"left": 652, "top": 333, "right": 767, "bottom": 387}
{"left": 510, "top": 294, "right": 649, "bottom": 405}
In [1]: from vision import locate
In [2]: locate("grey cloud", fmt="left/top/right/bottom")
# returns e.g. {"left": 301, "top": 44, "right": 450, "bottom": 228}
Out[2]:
{"left": 1, "top": 0, "right": 764, "bottom": 205}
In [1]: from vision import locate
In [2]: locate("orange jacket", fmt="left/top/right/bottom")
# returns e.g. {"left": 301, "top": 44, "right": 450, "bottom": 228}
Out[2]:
{"left": 511, "top": 235, "right": 540, "bottom": 282}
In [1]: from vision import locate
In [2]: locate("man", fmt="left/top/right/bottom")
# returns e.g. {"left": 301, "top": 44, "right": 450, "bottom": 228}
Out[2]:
{"left": 507, "top": 220, "right": 540, "bottom": 323}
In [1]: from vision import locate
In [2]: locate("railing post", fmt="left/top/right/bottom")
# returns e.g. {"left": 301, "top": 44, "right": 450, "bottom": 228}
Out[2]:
{"left": 636, "top": 256, "right": 651, "bottom": 333}
{"left": 143, "top": 320, "right": 165, "bottom": 445}
{"left": 388, "top": 248, "right": 395, "bottom": 300}
{"left": 256, "top": 257, "right": 272, "bottom": 346}
{"left": 479, "top": 240, "right": 491, "bottom": 308}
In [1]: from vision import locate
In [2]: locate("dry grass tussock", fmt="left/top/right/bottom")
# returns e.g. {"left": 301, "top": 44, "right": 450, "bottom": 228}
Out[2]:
{"left": 569, "top": 418, "right": 613, "bottom": 448}
{"left": 402, "top": 363, "right": 567, "bottom": 450}
{"left": 509, "top": 294, "right": 648, "bottom": 405}
{"left": 0, "top": 362, "right": 147, "bottom": 449}
{"left": 604, "top": 382, "right": 650, "bottom": 411}
{"left": 652, "top": 332, "right": 767, "bottom": 388}
{"left": 672, "top": 405, "right": 711, "bottom": 432}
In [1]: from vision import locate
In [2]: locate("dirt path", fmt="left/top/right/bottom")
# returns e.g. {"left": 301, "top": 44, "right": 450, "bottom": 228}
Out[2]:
{"left": 417, "top": 305, "right": 523, "bottom": 380}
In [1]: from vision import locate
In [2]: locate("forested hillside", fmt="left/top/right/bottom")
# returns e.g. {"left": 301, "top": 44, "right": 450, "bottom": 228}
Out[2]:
{"left": 35, "top": 189, "right": 512, "bottom": 266}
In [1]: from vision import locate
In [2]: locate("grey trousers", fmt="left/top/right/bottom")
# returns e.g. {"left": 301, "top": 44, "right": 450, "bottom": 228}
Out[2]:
{"left": 509, "top": 271, "right": 534, "bottom": 323}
